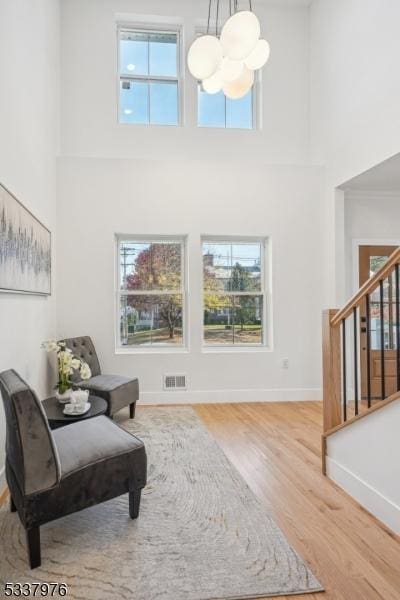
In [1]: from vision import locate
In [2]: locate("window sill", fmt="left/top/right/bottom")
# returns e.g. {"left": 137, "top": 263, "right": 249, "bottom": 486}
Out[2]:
{"left": 115, "top": 346, "right": 189, "bottom": 355}
{"left": 202, "top": 346, "right": 272, "bottom": 354}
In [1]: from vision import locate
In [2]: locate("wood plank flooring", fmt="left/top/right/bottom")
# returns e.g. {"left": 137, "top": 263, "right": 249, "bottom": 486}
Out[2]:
{"left": 194, "top": 402, "right": 400, "bottom": 600}
{"left": 1, "top": 401, "right": 399, "bottom": 599}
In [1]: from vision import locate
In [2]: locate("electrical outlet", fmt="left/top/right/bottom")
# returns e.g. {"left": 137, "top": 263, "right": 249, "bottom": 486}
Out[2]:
{"left": 282, "top": 358, "right": 289, "bottom": 369}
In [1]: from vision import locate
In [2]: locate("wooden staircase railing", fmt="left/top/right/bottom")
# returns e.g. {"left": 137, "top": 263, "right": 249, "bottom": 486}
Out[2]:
{"left": 322, "top": 246, "right": 400, "bottom": 469}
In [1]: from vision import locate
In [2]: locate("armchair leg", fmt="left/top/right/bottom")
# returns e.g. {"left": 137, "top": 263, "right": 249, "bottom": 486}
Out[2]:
{"left": 129, "top": 402, "right": 136, "bottom": 419}
{"left": 10, "top": 496, "right": 17, "bottom": 513}
{"left": 129, "top": 489, "right": 142, "bottom": 519}
{"left": 26, "top": 526, "right": 41, "bottom": 569}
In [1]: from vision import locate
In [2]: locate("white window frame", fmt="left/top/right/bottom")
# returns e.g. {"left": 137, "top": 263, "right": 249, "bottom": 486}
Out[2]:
{"left": 194, "top": 28, "right": 261, "bottom": 130}
{"left": 201, "top": 236, "right": 270, "bottom": 351}
{"left": 117, "top": 24, "right": 183, "bottom": 126}
{"left": 115, "top": 234, "right": 188, "bottom": 353}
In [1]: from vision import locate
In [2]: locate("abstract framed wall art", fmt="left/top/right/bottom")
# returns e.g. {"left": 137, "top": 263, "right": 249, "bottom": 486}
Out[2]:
{"left": 0, "top": 183, "right": 51, "bottom": 295}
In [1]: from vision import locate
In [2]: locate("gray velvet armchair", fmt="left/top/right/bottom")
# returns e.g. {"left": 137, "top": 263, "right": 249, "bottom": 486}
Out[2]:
{"left": 63, "top": 336, "right": 138, "bottom": 418}
{"left": 0, "top": 369, "right": 147, "bottom": 569}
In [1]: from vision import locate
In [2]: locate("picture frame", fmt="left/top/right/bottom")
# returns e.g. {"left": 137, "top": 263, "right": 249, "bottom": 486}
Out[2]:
{"left": 0, "top": 182, "right": 51, "bottom": 295}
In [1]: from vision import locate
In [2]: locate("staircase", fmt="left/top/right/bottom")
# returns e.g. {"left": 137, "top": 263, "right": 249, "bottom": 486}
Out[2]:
{"left": 322, "top": 247, "right": 400, "bottom": 533}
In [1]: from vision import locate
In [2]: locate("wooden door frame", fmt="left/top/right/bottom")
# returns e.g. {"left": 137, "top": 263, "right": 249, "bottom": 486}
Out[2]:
{"left": 354, "top": 240, "right": 400, "bottom": 401}
{"left": 351, "top": 239, "right": 400, "bottom": 296}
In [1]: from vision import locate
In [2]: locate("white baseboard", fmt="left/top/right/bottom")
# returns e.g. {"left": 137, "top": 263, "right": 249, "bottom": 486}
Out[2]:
{"left": 326, "top": 456, "right": 400, "bottom": 535}
{"left": 140, "top": 387, "right": 321, "bottom": 404}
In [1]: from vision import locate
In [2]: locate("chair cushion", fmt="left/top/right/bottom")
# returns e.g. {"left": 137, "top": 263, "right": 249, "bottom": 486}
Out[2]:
{"left": 21, "top": 417, "right": 147, "bottom": 529}
{"left": 79, "top": 374, "right": 137, "bottom": 393}
{"left": 52, "top": 416, "right": 143, "bottom": 478}
{"left": 78, "top": 375, "right": 139, "bottom": 416}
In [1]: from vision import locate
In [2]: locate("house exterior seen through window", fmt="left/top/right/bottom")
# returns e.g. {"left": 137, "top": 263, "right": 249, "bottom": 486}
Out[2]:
{"left": 118, "top": 237, "right": 186, "bottom": 348}
{"left": 202, "top": 238, "right": 267, "bottom": 346}
{"left": 119, "top": 29, "right": 180, "bottom": 126}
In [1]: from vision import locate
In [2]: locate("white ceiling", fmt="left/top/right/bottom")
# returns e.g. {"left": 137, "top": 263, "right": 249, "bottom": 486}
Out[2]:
{"left": 341, "top": 153, "right": 400, "bottom": 192}
{"left": 257, "top": 0, "right": 312, "bottom": 5}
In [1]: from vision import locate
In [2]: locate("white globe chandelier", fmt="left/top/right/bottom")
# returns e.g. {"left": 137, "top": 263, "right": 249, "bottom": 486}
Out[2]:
{"left": 188, "top": 0, "right": 270, "bottom": 99}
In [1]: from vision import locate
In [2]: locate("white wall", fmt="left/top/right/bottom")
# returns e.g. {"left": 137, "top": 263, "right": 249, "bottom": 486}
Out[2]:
{"left": 309, "top": 0, "right": 400, "bottom": 306}
{"left": 326, "top": 400, "right": 400, "bottom": 534}
{"left": 0, "top": 0, "right": 59, "bottom": 485}
{"left": 56, "top": 0, "right": 325, "bottom": 403}
{"left": 344, "top": 191, "right": 400, "bottom": 298}
{"left": 310, "top": 0, "right": 400, "bottom": 187}
{"left": 60, "top": 0, "right": 310, "bottom": 163}
{"left": 57, "top": 158, "right": 324, "bottom": 402}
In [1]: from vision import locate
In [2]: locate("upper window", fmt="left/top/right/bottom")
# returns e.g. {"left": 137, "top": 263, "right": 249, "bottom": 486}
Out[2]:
{"left": 118, "top": 29, "right": 180, "bottom": 126}
{"left": 202, "top": 238, "right": 267, "bottom": 346}
{"left": 198, "top": 87, "right": 253, "bottom": 129}
{"left": 118, "top": 237, "right": 186, "bottom": 348}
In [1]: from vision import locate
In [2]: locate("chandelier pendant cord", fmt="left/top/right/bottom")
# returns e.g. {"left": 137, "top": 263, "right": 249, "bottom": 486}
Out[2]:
{"left": 207, "top": 0, "right": 253, "bottom": 36}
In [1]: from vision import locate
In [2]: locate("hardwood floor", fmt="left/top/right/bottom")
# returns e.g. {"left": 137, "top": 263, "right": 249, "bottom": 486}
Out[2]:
{"left": 194, "top": 402, "right": 400, "bottom": 600}
{"left": 1, "top": 401, "right": 399, "bottom": 599}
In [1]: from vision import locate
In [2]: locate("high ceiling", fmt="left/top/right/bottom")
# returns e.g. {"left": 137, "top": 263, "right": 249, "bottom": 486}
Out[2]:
{"left": 341, "top": 153, "right": 400, "bottom": 192}
{"left": 257, "top": 0, "right": 312, "bottom": 5}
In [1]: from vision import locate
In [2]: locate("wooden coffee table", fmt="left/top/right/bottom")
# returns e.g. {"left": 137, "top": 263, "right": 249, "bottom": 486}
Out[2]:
{"left": 42, "top": 395, "right": 108, "bottom": 430}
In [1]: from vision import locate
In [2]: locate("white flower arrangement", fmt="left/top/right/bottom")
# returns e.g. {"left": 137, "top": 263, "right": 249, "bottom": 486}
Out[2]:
{"left": 41, "top": 340, "right": 92, "bottom": 395}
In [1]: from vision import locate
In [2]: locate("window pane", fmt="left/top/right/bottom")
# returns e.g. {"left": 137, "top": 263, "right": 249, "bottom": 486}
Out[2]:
{"left": 203, "top": 242, "right": 262, "bottom": 292}
{"left": 226, "top": 90, "right": 253, "bottom": 129}
{"left": 233, "top": 296, "right": 263, "bottom": 344}
{"left": 120, "top": 294, "right": 183, "bottom": 346}
{"left": 230, "top": 243, "right": 261, "bottom": 291}
{"left": 150, "top": 82, "right": 178, "bottom": 126}
{"left": 120, "top": 32, "right": 149, "bottom": 76}
{"left": 204, "top": 295, "right": 233, "bottom": 345}
{"left": 149, "top": 33, "right": 177, "bottom": 77}
{"left": 198, "top": 88, "right": 225, "bottom": 128}
{"left": 120, "top": 241, "right": 181, "bottom": 291}
{"left": 120, "top": 242, "right": 150, "bottom": 290}
{"left": 120, "top": 80, "right": 149, "bottom": 124}
{"left": 203, "top": 242, "right": 231, "bottom": 292}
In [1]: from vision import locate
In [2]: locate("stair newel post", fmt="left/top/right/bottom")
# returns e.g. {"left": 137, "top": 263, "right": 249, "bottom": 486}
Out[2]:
{"left": 322, "top": 309, "right": 342, "bottom": 434}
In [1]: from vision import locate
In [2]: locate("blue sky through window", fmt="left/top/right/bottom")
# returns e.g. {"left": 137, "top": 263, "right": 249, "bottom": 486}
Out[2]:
{"left": 198, "top": 87, "right": 253, "bottom": 129}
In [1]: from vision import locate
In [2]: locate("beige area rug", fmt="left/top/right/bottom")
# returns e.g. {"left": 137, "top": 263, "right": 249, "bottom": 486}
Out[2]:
{"left": 0, "top": 407, "right": 323, "bottom": 599}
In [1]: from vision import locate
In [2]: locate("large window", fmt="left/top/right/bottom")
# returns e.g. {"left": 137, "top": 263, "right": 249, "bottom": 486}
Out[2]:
{"left": 118, "top": 237, "right": 186, "bottom": 348}
{"left": 118, "top": 29, "right": 180, "bottom": 126}
{"left": 202, "top": 238, "right": 267, "bottom": 346}
{"left": 198, "top": 87, "right": 253, "bottom": 129}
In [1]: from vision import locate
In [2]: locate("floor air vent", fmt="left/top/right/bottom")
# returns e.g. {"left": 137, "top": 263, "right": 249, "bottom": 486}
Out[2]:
{"left": 164, "top": 374, "right": 187, "bottom": 391}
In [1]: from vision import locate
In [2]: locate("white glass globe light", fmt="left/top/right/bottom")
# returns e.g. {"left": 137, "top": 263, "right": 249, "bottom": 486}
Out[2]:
{"left": 220, "top": 57, "right": 244, "bottom": 82}
{"left": 222, "top": 67, "right": 254, "bottom": 99}
{"left": 244, "top": 39, "right": 271, "bottom": 70}
{"left": 187, "top": 35, "right": 223, "bottom": 80}
{"left": 202, "top": 71, "right": 223, "bottom": 94}
{"left": 220, "top": 11, "right": 260, "bottom": 61}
